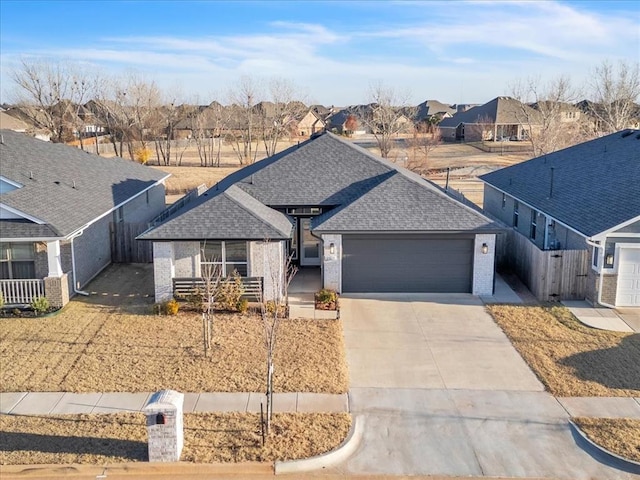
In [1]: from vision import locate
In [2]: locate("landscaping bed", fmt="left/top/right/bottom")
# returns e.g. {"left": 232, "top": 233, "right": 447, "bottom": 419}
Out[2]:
{"left": 487, "top": 304, "right": 640, "bottom": 397}
{"left": 573, "top": 417, "right": 640, "bottom": 463}
{"left": 0, "top": 412, "right": 351, "bottom": 465}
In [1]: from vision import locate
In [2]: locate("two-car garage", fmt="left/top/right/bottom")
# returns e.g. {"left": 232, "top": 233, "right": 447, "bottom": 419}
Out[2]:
{"left": 341, "top": 234, "right": 474, "bottom": 293}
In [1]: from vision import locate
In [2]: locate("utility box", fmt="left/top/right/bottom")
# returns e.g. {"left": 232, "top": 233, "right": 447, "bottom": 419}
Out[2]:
{"left": 144, "top": 390, "right": 184, "bottom": 462}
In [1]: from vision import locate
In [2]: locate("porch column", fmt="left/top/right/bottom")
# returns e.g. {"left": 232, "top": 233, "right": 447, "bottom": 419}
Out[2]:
{"left": 472, "top": 234, "right": 496, "bottom": 296}
{"left": 46, "top": 240, "right": 63, "bottom": 277}
{"left": 322, "top": 234, "right": 342, "bottom": 293}
{"left": 153, "top": 242, "right": 175, "bottom": 302}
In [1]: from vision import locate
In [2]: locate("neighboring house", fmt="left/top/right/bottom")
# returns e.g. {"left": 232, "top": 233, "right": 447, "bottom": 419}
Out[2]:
{"left": 439, "top": 96, "right": 540, "bottom": 142}
{"left": 0, "top": 111, "right": 29, "bottom": 133}
{"left": 295, "top": 108, "right": 326, "bottom": 137}
{"left": 325, "top": 108, "right": 369, "bottom": 135}
{"left": 415, "top": 100, "right": 456, "bottom": 125}
{"left": 481, "top": 129, "right": 640, "bottom": 307}
{"left": 0, "top": 129, "right": 169, "bottom": 307}
{"left": 140, "top": 132, "right": 500, "bottom": 303}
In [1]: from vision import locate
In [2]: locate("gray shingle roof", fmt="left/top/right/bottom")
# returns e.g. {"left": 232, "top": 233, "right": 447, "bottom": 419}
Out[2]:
{"left": 0, "top": 129, "right": 168, "bottom": 238}
{"left": 480, "top": 130, "right": 640, "bottom": 237}
{"left": 0, "top": 220, "right": 60, "bottom": 239}
{"left": 313, "top": 171, "right": 498, "bottom": 232}
{"left": 139, "top": 185, "right": 292, "bottom": 241}
{"left": 143, "top": 132, "right": 496, "bottom": 239}
{"left": 439, "top": 96, "right": 540, "bottom": 128}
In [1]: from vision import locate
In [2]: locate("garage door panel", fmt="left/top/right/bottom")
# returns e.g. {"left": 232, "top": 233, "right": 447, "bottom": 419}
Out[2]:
{"left": 616, "top": 248, "right": 640, "bottom": 307}
{"left": 342, "top": 236, "right": 473, "bottom": 293}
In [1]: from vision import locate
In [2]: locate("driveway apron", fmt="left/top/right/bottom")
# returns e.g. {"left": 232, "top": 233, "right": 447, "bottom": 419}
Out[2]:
{"left": 333, "top": 294, "right": 639, "bottom": 479}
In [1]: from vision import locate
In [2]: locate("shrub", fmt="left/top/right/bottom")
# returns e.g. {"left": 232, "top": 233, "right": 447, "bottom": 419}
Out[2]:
{"left": 216, "top": 270, "right": 245, "bottom": 311}
{"left": 153, "top": 299, "right": 180, "bottom": 315}
{"left": 316, "top": 288, "right": 337, "bottom": 304}
{"left": 30, "top": 296, "right": 50, "bottom": 315}
{"left": 264, "top": 300, "right": 287, "bottom": 317}
{"left": 237, "top": 298, "right": 249, "bottom": 314}
{"left": 165, "top": 299, "right": 180, "bottom": 315}
{"left": 186, "top": 289, "right": 205, "bottom": 312}
{"left": 134, "top": 147, "right": 153, "bottom": 164}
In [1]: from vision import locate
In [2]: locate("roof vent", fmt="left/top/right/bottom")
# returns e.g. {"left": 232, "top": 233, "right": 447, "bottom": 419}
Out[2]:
{"left": 621, "top": 130, "right": 633, "bottom": 138}
{"left": 54, "top": 181, "right": 61, "bottom": 185}
{"left": 636, "top": 133, "right": 640, "bottom": 140}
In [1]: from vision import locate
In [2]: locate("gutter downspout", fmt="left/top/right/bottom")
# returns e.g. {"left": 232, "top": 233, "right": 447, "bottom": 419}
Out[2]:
{"left": 68, "top": 230, "right": 90, "bottom": 296}
{"left": 585, "top": 238, "right": 615, "bottom": 309}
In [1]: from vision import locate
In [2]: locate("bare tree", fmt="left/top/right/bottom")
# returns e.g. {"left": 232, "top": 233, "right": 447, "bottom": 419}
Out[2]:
{"left": 227, "top": 76, "right": 262, "bottom": 164}
{"left": 511, "top": 76, "right": 588, "bottom": 156}
{"left": 588, "top": 60, "right": 640, "bottom": 134}
{"left": 93, "top": 74, "right": 163, "bottom": 160}
{"left": 259, "top": 78, "right": 307, "bottom": 157}
{"left": 259, "top": 242, "right": 297, "bottom": 434}
{"left": 200, "top": 247, "right": 223, "bottom": 358}
{"left": 10, "top": 59, "right": 99, "bottom": 143}
{"left": 356, "top": 82, "right": 416, "bottom": 158}
{"left": 406, "top": 125, "right": 441, "bottom": 175}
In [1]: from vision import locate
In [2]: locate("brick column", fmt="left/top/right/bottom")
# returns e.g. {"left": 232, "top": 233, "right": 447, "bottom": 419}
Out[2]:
{"left": 44, "top": 273, "right": 70, "bottom": 307}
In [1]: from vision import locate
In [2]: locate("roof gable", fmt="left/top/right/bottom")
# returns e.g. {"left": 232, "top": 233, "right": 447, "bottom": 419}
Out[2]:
{"left": 139, "top": 185, "right": 292, "bottom": 241}
{"left": 481, "top": 130, "right": 640, "bottom": 237}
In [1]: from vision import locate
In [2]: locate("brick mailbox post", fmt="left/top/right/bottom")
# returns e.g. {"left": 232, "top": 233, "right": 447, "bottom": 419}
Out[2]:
{"left": 144, "top": 390, "right": 184, "bottom": 462}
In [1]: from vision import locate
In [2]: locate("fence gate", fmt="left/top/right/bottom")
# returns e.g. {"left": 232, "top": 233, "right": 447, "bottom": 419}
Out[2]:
{"left": 110, "top": 222, "right": 153, "bottom": 263}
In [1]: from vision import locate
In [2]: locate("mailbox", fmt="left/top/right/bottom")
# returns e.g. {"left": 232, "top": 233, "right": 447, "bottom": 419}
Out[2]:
{"left": 143, "top": 390, "right": 184, "bottom": 462}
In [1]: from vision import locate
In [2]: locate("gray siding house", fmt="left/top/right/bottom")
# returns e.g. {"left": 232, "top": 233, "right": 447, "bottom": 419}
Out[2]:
{"left": 481, "top": 130, "right": 640, "bottom": 307}
{"left": 140, "top": 132, "right": 500, "bottom": 302}
{"left": 0, "top": 129, "right": 169, "bottom": 307}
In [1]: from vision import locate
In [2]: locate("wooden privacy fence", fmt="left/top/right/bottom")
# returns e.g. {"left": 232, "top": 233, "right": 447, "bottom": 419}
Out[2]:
{"left": 110, "top": 222, "right": 153, "bottom": 263}
{"left": 509, "top": 232, "right": 589, "bottom": 301}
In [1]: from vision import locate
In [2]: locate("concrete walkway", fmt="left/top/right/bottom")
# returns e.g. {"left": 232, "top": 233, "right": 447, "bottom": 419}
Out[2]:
{"left": 0, "top": 391, "right": 348, "bottom": 415}
{"left": 563, "top": 300, "right": 640, "bottom": 332}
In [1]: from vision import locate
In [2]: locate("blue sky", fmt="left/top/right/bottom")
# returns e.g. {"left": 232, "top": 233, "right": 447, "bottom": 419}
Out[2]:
{"left": 1, "top": 1, "right": 638, "bottom": 106}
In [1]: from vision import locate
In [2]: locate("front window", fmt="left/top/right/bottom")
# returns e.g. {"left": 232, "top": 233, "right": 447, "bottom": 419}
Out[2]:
{"left": 0, "top": 243, "right": 36, "bottom": 279}
{"left": 200, "top": 241, "right": 247, "bottom": 277}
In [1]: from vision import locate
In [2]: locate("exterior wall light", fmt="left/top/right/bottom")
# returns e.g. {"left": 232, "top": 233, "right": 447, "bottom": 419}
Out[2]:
{"left": 605, "top": 253, "right": 614, "bottom": 266}
{"left": 329, "top": 243, "right": 336, "bottom": 255}
{"left": 481, "top": 243, "right": 489, "bottom": 255}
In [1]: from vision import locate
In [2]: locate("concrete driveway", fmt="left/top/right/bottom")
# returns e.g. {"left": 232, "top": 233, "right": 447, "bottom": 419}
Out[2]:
{"left": 333, "top": 294, "right": 639, "bottom": 479}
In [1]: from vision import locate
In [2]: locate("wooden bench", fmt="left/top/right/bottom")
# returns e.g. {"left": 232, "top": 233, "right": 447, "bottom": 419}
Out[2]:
{"left": 173, "top": 277, "right": 263, "bottom": 302}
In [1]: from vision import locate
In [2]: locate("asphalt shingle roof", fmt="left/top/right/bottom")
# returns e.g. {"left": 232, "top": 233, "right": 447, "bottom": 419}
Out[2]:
{"left": 0, "top": 129, "right": 169, "bottom": 238}
{"left": 480, "top": 130, "right": 640, "bottom": 237}
{"left": 439, "top": 96, "right": 540, "bottom": 128}
{"left": 139, "top": 185, "right": 292, "bottom": 241}
{"left": 142, "top": 132, "right": 496, "bottom": 239}
{"left": 313, "top": 171, "right": 497, "bottom": 232}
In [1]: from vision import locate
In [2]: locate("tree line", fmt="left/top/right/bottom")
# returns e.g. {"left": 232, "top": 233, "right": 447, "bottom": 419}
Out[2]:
{"left": 7, "top": 58, "right": 639, "bottom": 167}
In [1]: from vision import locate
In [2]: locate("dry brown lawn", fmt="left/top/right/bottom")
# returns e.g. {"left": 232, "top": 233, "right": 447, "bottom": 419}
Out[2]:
{"left": 487, "top": 305, "right": 640, "bottom": 397}
{"left": 0, "top": 412, "right": 351, "bottom": 465}
{"left": 573, "top": 417, "right": 640, "bottom": 463}
{"left": 0, "top": 265, "right": 348, "bottom": 394}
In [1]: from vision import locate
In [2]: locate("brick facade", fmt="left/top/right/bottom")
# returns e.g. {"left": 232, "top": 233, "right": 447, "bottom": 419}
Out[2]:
{"left": 322, "top": 234, "right": 341, "bottom": 292}
{"left": 44, "top": 274, "right": 70, "bottom": 308}
{"left": 472, "top": 234, "right": 496, "bottom": 296}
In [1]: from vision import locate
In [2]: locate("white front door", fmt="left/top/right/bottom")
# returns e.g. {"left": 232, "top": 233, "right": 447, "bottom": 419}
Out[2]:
{"left": 616, "top": 248, "right": 640, "bottom": 307}
{"left": 300, "top": 218, "right": 320, "bottom": 266}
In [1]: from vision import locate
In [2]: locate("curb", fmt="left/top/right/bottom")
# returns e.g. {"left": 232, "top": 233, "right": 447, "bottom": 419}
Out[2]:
{"left": 274, "top": 414, "right": 363, "bottom": 474}
{"left": 569, "top": 420, "right": 640, "bottom": 474}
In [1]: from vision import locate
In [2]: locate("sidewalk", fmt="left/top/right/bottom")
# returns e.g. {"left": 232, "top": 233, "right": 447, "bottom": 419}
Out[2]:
{"left": 563, "top": 300, "right": 639, "bottom": 333}
{"left": 0, "top": 391, "right": 348, "bottom": 415}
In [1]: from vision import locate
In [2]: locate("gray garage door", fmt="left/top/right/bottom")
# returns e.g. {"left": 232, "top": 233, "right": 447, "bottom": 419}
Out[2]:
{"left": 342, "top": 235, "right": 473, "bottom": 293}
